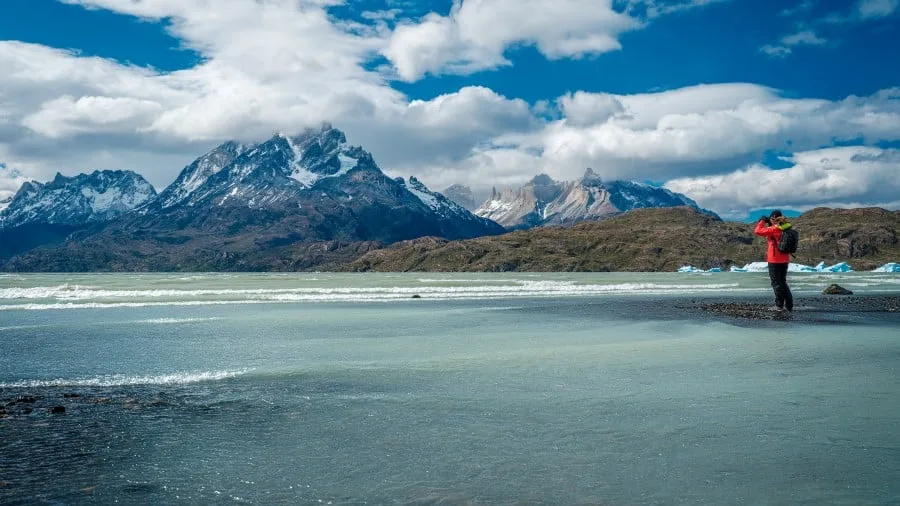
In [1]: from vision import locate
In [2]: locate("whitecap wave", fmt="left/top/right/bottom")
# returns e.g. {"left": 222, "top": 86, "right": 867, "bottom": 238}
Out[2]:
{"left": 0, "top": 281, "right": 754, "bottom": 310}
{"left": 0, "top": 368, "right": 253, "bottom": 388}
{"left": 133, "top": 317, "right": 223, "bottom": 324}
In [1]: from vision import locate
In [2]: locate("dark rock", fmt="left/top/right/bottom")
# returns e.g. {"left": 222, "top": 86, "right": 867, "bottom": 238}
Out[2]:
{"left": 63, "top": 393, "right": 80, "bottom": 398}
{"left": 22, "top": 407, "right": 33, "bottom": 415}
{"left": 823, "top": 284, "right": 853, "bottom": 295}
{"left": 411, "top": 294, "right": 422, "bottom": 299}
{"left": 16, "top": 396, "right": 37, "bottom": 404}
{"left": 49, "top": 406, "right": 65, "bottom": 414}
{"left": 698, "top": 302, "right": 792, "bottom": 321}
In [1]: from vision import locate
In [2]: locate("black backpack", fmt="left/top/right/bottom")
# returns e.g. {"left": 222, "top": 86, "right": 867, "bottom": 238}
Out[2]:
{"left": 777, "top": 227, "right": 799, "bottom": 254}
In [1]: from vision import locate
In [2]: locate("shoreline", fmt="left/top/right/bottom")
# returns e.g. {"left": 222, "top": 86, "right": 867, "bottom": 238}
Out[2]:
{"left": 682, "top": 293, "right": 900, "bottom": 324}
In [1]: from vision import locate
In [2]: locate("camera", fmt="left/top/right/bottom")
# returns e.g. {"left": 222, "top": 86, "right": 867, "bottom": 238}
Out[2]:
{"left": 760, "top": 216, "right": 771, "bottom": 225}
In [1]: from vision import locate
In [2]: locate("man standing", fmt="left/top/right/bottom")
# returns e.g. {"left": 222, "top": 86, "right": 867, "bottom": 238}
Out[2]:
{"left": 754, "top": 210, "right": 794, "bottom": 312}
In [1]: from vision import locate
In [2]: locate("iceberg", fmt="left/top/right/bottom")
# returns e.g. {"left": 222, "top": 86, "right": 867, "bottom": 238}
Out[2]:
{"left": 683, "top": 260, "right": 900, "bottom": 274}
{"left": 724, "top": 261, "right": 859, "bottom": 273}
{"left": 822, "top": 261, "right": 853, "bottom": 273}
{"left": 730, "top": 262, "right": 768, "bottom": 273}
{"left": 676, "top": 265, "right": 725, "bottom": 273}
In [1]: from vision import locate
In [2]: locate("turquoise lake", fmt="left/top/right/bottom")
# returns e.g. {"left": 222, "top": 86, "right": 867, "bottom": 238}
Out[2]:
{"left": 2, "top": 272, "right": 899, "bottom": 505}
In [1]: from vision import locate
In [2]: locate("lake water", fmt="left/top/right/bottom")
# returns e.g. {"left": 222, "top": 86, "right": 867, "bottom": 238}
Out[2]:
{"left": 2, "top": 272, "right": 899, "bottom": 505}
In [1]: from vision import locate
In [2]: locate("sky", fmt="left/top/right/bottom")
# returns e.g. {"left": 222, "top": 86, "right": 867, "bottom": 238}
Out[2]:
{"left": 1, "top": 0, "right": 898, "bottom": 219}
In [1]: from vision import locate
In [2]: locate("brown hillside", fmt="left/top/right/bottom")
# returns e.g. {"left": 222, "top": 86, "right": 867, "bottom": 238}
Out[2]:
{"left": 343, "top": 207, "right": 900, "bottom": 272}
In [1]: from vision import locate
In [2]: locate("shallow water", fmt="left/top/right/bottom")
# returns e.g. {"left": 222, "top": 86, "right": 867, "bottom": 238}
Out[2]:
{"left": 2, "top": 273, "right": 899, "bottom": 504}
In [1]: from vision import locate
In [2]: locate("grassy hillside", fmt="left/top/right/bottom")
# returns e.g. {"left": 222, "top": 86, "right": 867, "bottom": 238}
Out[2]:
{"left": 342, "top": 207, "right": 900, "bottom": 272}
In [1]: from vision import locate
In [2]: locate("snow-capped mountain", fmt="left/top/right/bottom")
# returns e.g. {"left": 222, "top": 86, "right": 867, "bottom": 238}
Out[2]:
{"left": 0, "top": 124, "right": 505, "bottom": 268}
{"left": 151, "top": 140, "right": 254, "bottom": 210}
{"left": 128, "top": 124, "right": 504, "bottom": 242}
{"left": 0, "top": 170, "right": 157, "bottom": 229}
{"left": 475, "top": 169, "right": 704, "bottom": 229}
{"left": 396, "top": 176, "right": 501, "bottom": 237}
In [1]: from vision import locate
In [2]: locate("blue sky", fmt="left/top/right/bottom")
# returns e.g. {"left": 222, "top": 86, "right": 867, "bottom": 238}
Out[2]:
{"left": 1, "top": 0, "right": 898, "bottom": 218}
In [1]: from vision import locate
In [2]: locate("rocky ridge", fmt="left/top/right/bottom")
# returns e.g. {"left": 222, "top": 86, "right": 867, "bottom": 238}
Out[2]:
{"left": 474, "top": 168, "right": 703, "bottom": 229}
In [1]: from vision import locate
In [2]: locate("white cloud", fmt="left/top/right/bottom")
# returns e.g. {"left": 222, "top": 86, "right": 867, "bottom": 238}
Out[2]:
{"left": 23, "top": 95, "right": 164, "bottom": 138}
{"left": 384, "top": 0, "right": 640, "bottom": 81}
{"left": 780, "top": 30, "right": 827, "bottom": 46}
{"left": 617, "top": 0, "right": 731, "bottom": 19}
{"left": 779, "top": 1, "right": 815, "bottom": 17}
{"left": 664, "top": 146, "right": 900, "bottom": 217}
{"left": 760, "top": 30, "right": 827, "bottom": 58}
{"left": 858, "top": 0, "right": 899, "bottom": 19}
{"left": 437, "top": 84, "right": 900, "bottom": 209}
{"left": 760, "top": 45, "right": 793, "bottom": 58}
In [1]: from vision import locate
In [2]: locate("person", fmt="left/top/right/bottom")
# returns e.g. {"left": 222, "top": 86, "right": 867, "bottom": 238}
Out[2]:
{"left": 754, "top": 210, "right": 794, "bottom": 312}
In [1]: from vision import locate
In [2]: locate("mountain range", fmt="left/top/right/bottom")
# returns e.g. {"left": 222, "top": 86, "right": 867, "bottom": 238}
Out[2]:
{"left": 3, "top": 123, "right": 848, "bottom": 273}
{"left": 473, "top": 169, "right": 705, "bottom": 229}
{"left": 0, "top": 125, "right": 510, "bottom": 270}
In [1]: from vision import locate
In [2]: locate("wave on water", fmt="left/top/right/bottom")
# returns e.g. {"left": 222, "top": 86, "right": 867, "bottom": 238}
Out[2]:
{"left": 133, "top": 317, "right": 224, "bottom": 324}
{"left": 0, "top": 369, "right": 254, "bottom": 388}
{"left": 0, "top": 281, "right": 754, "bottom": 311}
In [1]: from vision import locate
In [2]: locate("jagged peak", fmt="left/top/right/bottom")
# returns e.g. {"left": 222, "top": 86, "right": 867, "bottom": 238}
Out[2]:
{"left": 581, "top": 168, "right": 601, "bottom": 184}
{"left": 528, "top": 174, "right": 556, "bottom": 186}
{"left": 276, "top": 123, "right": 346, "bottom": 146}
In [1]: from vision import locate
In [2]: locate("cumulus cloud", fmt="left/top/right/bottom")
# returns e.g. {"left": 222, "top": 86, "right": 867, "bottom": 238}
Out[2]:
{"left": 383, "top": 0, "right": 640, "bottom": 81}
{"left": 664, "top": 146, "right": 900, "bottom": 217}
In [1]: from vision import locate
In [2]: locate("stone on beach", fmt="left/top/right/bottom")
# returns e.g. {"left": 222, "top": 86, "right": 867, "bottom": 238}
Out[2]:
{"left": 823, "top": 284, "right": 853, "bottom": 295}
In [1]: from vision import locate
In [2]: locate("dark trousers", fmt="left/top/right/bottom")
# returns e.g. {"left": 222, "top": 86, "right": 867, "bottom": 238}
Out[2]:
{"left": 768, "top": 262, "right": 793, "bottom": 310}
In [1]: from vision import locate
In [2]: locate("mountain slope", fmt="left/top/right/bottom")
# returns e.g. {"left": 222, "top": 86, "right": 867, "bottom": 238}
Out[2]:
{"left": 475, "top": 169, "right": 704, "bottom": 229}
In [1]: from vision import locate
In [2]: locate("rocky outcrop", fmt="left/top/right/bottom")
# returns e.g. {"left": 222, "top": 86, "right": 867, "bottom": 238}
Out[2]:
{"left": 823, "top": 284, "right": 853, "bottom": 295}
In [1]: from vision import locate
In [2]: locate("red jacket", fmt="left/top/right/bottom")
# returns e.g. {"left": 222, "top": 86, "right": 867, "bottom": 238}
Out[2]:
{"left": 754, "top": 221, "right": 792, "bottom": 264}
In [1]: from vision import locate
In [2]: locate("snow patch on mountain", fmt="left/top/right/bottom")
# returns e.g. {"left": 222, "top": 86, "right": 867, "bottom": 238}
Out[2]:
{"left": 283, "top": 124, "right": 361, "bottom": 188}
